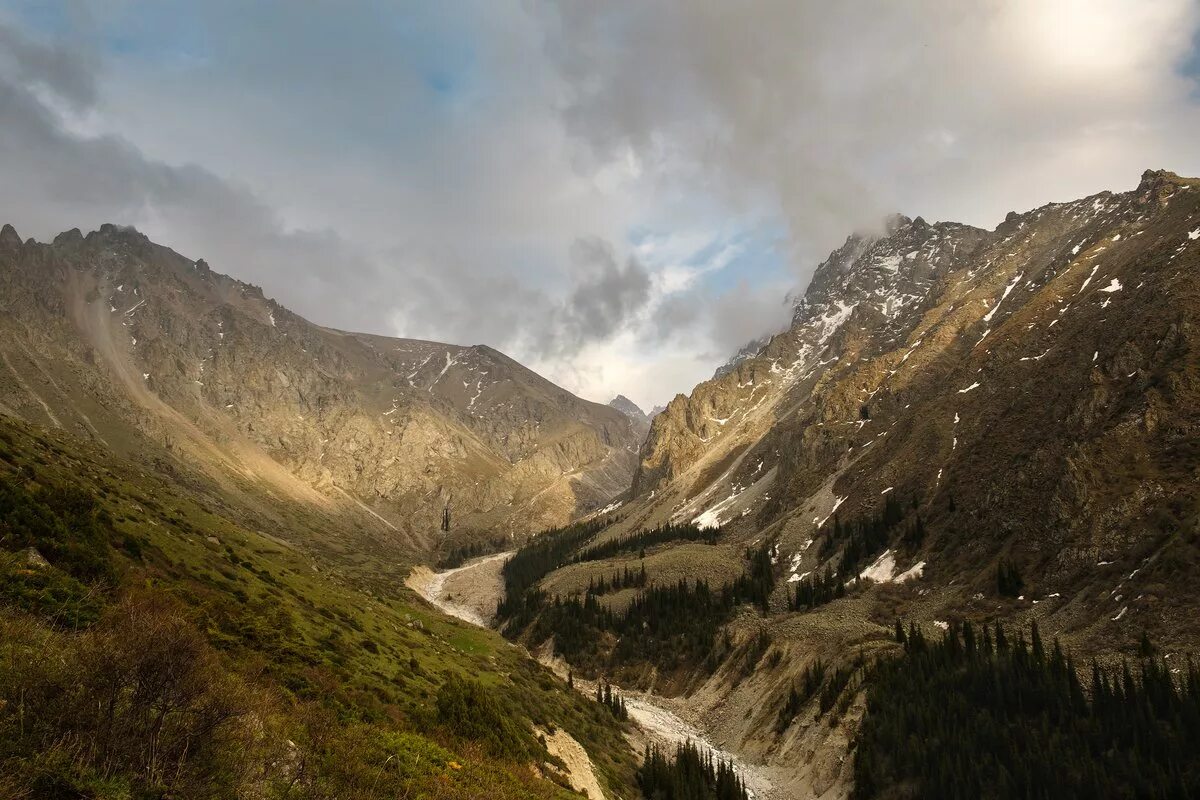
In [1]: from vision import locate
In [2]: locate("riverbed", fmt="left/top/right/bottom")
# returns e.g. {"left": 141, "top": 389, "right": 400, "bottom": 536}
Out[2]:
{"left": 408, "top": 551, "right": 778, "bottom": 799}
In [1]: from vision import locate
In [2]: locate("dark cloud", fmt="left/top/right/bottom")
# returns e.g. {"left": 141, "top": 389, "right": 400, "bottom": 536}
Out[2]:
{"left": 707, "top": 280, "right": 793, "bottom": 357}
{"left": 0, "top": 21, "right": 650, "bottom": 368}
{"left": 553, "top": 237, "right": 651, "bottom": 354}
{"left": 0, "top": 22, "right": 399, "bottom": 333}
{"left": 0, "top": 23, "right": 95, "bottom": 108}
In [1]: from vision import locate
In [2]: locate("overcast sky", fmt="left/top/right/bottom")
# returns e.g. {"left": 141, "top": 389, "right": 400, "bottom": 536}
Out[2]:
{"left": 2, "top": 1, "right": 1199, "bottom": 410}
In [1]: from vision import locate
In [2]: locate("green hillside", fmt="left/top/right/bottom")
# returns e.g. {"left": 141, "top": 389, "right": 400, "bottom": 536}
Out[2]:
{"left": 0, "top": 415, "right": 637, "bottom": 799}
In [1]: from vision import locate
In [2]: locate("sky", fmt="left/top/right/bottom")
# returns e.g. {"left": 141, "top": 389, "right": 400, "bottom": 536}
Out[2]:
{"left": 1, "top": 2, "right": 1199, "bottom": 411}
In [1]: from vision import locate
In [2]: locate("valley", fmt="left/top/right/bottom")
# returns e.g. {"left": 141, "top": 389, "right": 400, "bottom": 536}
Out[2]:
{"left": 4, "top": 4, "right": 1200, "bottom": 797}
{"left": 2, "top": 168, "right": 1200, "bottom": 799}
{"left": 410, "top": 552, "right": 781, "bottom": 799}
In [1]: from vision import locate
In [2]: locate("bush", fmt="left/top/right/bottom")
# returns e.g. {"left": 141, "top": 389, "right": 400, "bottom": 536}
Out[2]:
{"left": 0, "top": 551, "right": 103, "bottom": 627}
{"left": 435, "top": 675, "right": 539, "bottom": 762}
{"left": 0, "top": 591, "right": 279, "bottom": 798}
{"left": 0, "top": 478, "right": 115, "bottom": 583}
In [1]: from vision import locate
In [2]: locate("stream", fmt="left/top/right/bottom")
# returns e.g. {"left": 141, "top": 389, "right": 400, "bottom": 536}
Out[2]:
{"left": 409, "top": 552, "right": 777, "bottom": 799}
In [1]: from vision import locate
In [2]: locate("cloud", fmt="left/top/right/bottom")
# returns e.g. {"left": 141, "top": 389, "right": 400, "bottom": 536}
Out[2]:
{"left": 2, "top": 2, "right": 1200, "bottom": 411}
{"left": 554, "top": 237, "right": 651, "bottom": 355}
{"left": 540, "top": 0, "right": 1200, "bottom": 270}
{"left": 0, "top": 8, "right": 782, "bottom": 409}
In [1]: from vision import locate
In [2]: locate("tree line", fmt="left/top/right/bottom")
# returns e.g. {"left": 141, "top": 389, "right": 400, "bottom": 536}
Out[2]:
{"left": 817, "top": 494, "right": 920, "bottom": 578}
{"left": 505, "top": 543, "right": 776, "bottom": 673}
{"left": 587, "top": 564, "right": 648, "bottom": 596}
{"left": 571, "top": 522, "right": 718, "bottom": 564}
{"left": 495, "top": 516, "right": 614, "bottom": 628}
{"left": 853, "top": 619, "right": 1200, "bottom": 798}
{"left": 637, "top": 742, "right": 749, "bottom": 800}
{"left": 595, "top": 680, "right": 629, "bottom": 720}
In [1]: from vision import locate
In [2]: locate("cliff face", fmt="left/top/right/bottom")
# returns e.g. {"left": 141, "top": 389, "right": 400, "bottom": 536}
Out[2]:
{"left": 0, "top": 224, "right": 640, "bottom": 552}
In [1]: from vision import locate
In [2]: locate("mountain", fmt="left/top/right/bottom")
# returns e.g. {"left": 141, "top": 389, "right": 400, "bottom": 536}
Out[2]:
{"left": 608, "top": 394, "right": 651, "bottom": 438}
{"left": 499, "top": 170, "right": 1200, "bottom": 797}
{"left": 0, "top": 223, "right": 641, "bottom": 554}
{"left": 710, "top": 334, "right": 771, "bottom": 380}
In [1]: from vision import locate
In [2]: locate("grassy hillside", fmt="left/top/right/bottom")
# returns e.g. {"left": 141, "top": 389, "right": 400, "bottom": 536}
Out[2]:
{"left": 0, "top": 415, "right": 638, "bottom": 799}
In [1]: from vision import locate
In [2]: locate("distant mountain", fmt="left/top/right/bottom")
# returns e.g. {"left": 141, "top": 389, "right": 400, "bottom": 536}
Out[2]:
{"left": 0, "top": 223, "right": 642, "bottom": 551}
{"left": 608, "top": 394, "right": 651, "bottom": 443}
{"left": 608, "top": 393, "right": 645, "bottom": 418}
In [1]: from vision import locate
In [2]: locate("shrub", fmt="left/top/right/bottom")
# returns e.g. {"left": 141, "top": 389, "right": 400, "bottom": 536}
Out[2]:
{"left": 435, "top": 675, "right": 539, "bottom": 762}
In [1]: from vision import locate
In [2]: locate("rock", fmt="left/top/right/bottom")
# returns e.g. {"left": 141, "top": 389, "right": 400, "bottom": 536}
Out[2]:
{"left": 21, "top": 547, "right": 50, "bottom": 569}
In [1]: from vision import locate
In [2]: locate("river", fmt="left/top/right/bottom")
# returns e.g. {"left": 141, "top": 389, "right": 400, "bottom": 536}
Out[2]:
{"left": 408, "top": 551, "right": 778, "bottom": 799}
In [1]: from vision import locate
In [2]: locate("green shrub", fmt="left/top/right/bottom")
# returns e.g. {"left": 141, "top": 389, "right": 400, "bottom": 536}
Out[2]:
{"left": 436, "top": 675, "right": 539, "bottom": 761}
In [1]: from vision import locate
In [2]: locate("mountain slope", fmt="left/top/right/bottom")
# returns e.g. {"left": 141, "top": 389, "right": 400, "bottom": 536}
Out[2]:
{"left": 500, "top": 170, "right": 1200, "bottom": 798}
{"left": 0, "top": 407, "right": 639, "bottom": 799}
{"left": 635, "top": 169, "right": 1200, "bottom": 627}
{"left": 0, "top": 223, "right": 640, "bottom": 553}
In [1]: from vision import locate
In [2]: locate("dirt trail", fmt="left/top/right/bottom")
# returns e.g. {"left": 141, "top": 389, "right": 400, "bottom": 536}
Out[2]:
{"left": 409, "top": 553, "right": 780, "bottom": 799}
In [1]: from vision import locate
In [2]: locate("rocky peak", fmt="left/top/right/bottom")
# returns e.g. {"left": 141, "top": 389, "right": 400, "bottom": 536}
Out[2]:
{"left": 633, "top": 169, "right": 1200, "bottom": 505}
{"left": 1135, "top": 168, "right": 1197, "bottom": 206}
{"left": 798, "top": 214, "right": 987, "bottom": 332}
{"left": 609, "top": 394, "right": 651, "bottom": 441}
{"left": 608, "top": 394, "right": 646, "bottom": 420}
{"left": 712, "top": 335, "right": 772, "bottom": 380}
{"left": 52, "top": 228, "right": 84, "bottom": 248}
{"left": 0, "top": 223, "right": 22, "bottom": 248}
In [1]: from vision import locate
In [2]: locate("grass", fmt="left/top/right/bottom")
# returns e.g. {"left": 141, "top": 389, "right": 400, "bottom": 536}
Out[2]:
{"left": 0, "top": 415, "right": 639, "bottom": 799}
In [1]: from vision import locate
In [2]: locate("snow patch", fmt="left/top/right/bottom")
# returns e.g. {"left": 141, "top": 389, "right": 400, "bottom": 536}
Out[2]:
{"left": 1077, "top": 264, "right": 1099, "bottom": 295}
{"left": 692, "top": 486, "right": 746, "bottom": 530}
{"left": 982, "top": 272, "right": 1022, "bottom": 322}
{"left": 817, "top": 495, "right": 846, "bottom": 528}
{"left": 859, "top": 550, "right": 896, "bottom": 583}
{"left": 895, "top": 561, "right": 926, "bottom": 583}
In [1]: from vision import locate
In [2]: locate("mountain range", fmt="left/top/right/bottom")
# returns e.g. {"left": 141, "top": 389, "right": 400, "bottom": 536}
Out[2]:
{"left": 2, "top": 169, "right": 1199, "bottom": 799}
